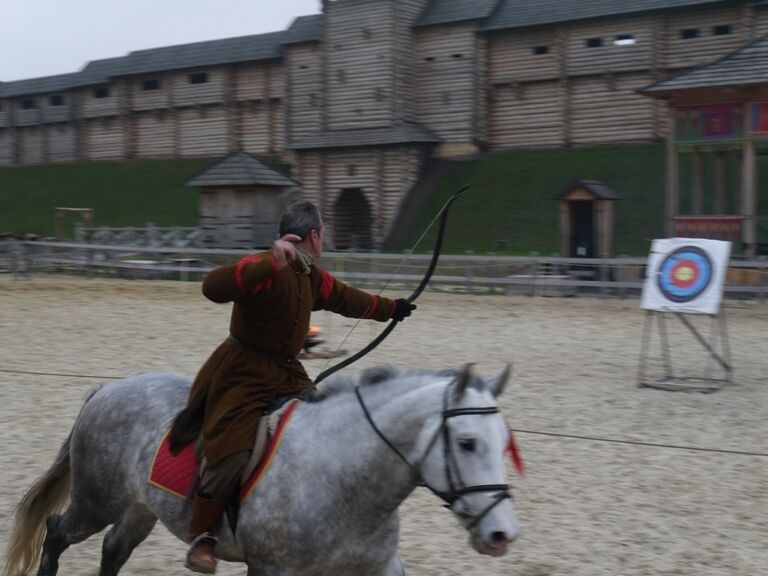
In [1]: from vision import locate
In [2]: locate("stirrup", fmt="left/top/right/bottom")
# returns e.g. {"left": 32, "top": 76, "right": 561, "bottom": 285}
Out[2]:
{"left": 185, "top": 532, "right": 218, "bottom": 574}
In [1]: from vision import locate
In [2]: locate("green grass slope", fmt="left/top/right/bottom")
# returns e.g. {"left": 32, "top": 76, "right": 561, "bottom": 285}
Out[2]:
{"left": 402, "top": 144, "right": 668, "bottom": 256}
{"left": 0, "top": 159, "right": 215, "bottom": 237}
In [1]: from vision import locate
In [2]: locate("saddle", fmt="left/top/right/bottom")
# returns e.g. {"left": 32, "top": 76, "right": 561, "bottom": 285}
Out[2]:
{"left": 149, "top": 396, "right": 301, "bottom": 505}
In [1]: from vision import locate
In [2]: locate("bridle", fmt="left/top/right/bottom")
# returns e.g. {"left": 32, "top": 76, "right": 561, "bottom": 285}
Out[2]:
{"left": 355, "top": 380, "right": 512, "bottom": 531}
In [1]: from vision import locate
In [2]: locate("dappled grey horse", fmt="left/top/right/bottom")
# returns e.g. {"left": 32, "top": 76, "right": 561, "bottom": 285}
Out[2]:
{"left": 3, "top": 364, "right": 519, "bottom": 576}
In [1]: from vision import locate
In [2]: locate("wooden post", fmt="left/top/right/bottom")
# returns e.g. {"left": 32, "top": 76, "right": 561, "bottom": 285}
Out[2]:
{"left": 557, "top": 26, "right": 571, "bottom": 147}
{"left": 714, "top": 150, "right": 726, "bottom": 214}
{"left": 692, "top": 150, "right": 704, "bottom": 215}
{"left": 665, "top": 107, "right": 679, "bottom": 236}
{"left": 741, "top": 103, "right": 757, "bottom": 257}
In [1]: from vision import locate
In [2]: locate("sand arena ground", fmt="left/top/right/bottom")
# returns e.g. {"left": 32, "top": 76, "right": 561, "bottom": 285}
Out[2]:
{"left": 1, "top": 276, "right": 767, "bottom": 575}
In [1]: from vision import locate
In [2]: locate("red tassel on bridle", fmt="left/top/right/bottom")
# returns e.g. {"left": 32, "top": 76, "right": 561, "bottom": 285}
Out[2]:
{"left": 506, "top": 429, "right": 525, "bottom": 476}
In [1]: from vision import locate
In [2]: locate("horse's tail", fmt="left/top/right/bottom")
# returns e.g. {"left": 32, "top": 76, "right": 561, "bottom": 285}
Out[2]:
{"left": 2, "top": 386, "right": 101, "bottom": 576}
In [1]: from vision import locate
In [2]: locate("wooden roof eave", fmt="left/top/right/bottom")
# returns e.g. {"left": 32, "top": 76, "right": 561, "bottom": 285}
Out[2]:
{"left": 640, "top": 84, "right": 761, "bottom": 105}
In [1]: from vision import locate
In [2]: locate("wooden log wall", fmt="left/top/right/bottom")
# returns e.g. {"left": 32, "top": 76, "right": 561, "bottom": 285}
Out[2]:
{"left": 19, "top": 126, "right": 44, "bottom": 164}
{"left": 485, "top": 4, "right": 749, "bottom": 150}
{"left": 286, "top": 45, "right": 324, "bottom": 143}
{"left": 297, "top": 145, "right": 422, "bottom": 245}
{"left": 80, "top": 87, "right": 121, "bottom": 118}
{"left": 0, "top": 128, "right": 13, "bottom": 165}
{"left": 85, "top": 117, "right": 125, "bottom": 160}
{"left": 130, "top": 75, "right": 169, "bottom": 111}
{"left": 488, "top": 80, "right": 564, "bottom": 148}
{"left": 324, "top": 0, "right": 395, "bottom": 130}
{"left": 240, "top": 101, "right": 271, "bottom": 154}
{"left": 566, "top": 16, "right": 656, "bottom": 76}
{"left": 134, "top": 110, "right": 175, "bottom": 158}
{"left": 664, "top": 6, "right": 746, "bottom": 69}
{"left": 394, "top": 0, "right": 429, "bottom": 123}
{"left": 754, "top": 5, "right": 768, "bottom": 36}
{"left": 570, "top": 73, "right": 656, "bottom": 144}
{"left": 0, "top": 1, "right": 763, "bottom": 167}
{"left": 415, "top": 24, "right": 477, "bottom": 143}
{"left": 172, "top": 69, "right": 226, "bottom": 106}
{"left": 46, "top": 123, "right": 77, "bottom": 162}
{"left": 178, "top": 106, "right": 228, "bottom": 157}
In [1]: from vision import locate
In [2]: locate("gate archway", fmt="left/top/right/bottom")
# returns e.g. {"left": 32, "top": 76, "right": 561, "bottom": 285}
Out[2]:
{"left": 333, "top": 189, "right": 373, "bottom": 251}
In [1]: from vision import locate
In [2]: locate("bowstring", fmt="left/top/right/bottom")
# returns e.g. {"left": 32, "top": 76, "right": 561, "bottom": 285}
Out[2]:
{"left": 315, "top": 196, "right": 456, "bottom": 377}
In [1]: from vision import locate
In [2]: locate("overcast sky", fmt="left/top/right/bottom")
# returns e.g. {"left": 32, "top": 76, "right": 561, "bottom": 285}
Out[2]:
{"left": 0, "top": 0, "right": 321, "bottom": 82}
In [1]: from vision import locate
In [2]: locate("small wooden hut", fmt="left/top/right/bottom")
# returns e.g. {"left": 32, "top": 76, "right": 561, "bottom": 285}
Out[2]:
{"left": 185, "top": 151, "right": 297, "bottom": 248}
{"left": 558, "top": 179, "right": 621, "bottom": 258}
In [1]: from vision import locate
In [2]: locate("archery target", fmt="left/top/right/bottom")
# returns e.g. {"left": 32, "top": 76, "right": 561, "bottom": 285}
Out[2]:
{"left": 642, "top": 238, "right": 730, "bottom": 315}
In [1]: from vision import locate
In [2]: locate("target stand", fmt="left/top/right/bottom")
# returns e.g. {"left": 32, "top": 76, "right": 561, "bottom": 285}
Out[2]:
{"left": 637, "top": 310, "right": 733, "bottom": 392}
{"left": 637, "top": 238, "right": 734, "bottom": 392}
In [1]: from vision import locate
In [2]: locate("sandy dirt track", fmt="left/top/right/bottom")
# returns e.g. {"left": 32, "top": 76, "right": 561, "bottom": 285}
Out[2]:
{"left": 1, "top": 276, "right": 767, "bottom": 576}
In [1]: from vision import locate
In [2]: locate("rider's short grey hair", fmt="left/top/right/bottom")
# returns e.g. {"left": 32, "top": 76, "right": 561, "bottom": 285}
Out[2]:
{"left": 279, "top": 201, "right": 323, "bottom": 241}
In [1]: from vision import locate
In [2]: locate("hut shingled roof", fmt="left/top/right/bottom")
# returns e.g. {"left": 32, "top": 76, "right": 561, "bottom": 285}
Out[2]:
{"left": 559, "top": 179, "right": 621, "bottom": 200}
{"left": 185, "top": 152, "right": 297, "bottom": 188}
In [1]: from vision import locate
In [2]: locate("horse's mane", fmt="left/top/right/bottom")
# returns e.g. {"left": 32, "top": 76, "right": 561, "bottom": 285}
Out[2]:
{"left": 306, "top": 365, "right": 488, "bottom": 404}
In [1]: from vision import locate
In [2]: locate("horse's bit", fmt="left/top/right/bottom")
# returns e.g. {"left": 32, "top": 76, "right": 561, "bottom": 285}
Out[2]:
{"left": 355, "top": 381, "right": 511, "bottom": 531}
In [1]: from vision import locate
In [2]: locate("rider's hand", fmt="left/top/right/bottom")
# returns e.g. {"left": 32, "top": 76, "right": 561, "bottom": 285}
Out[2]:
{"left": 273, "top": 234, "right": 302, "bottom": 269}
{"left": 392, "top": 299, "right": 416, "bottom": 322}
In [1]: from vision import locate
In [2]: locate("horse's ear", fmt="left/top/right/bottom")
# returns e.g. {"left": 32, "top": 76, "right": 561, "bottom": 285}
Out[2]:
{"left": 360, "top": 365, "right": 397, "bottom": 386}
{"left": 487, "top": 363, "right": 512, "bottom": 398}
{"left": 452, "top": 363, "right": 474, "bottom": 401}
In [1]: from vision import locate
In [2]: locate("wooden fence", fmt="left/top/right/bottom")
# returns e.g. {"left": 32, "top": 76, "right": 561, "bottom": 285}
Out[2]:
{"left": 1, "top": 240, "right": 767, "bottom": 302}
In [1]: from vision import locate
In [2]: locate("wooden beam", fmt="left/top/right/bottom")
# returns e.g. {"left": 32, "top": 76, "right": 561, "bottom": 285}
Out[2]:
{"left": 692, "top": 149, "right": 704, "bottom": 215}
{"left": 665, "top": 106, "right": 679, "bottom": 236}
{"left": 741, "top": 103, "right": 756, "bottom": 257}
{"left": 714, "top": 150, "right": 726, "bottom": 214}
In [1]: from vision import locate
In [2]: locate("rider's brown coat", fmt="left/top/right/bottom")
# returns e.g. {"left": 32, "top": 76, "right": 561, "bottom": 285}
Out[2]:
{"left": 170, "top": 251, "right": 395, "bottom": 466}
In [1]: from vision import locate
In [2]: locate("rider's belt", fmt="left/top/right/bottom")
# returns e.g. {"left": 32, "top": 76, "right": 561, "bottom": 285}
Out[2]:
{"left": 228, "top": 334, "right": 299, "bottom": 366}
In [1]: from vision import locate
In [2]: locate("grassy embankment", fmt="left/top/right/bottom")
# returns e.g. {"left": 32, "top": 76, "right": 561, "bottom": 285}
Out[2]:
{"left": 2, "top": 145, "right": 763, "bottom": 255}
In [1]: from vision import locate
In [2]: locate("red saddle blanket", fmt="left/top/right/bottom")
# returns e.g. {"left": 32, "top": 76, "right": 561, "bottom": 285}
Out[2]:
{"left": 148, "top": 400, "right": 300, "bottom": 503}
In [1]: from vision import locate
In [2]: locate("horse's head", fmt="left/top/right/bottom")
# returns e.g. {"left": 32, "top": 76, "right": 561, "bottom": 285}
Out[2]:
{"left": 419, "top": 364, "right": 521, "bottom": 557}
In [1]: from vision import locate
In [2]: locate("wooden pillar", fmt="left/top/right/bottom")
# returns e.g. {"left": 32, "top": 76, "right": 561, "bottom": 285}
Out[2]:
{"left": 226, "top": 65, "right": 238, "bottom": 153}
{"left": 692, "top": 149, "right": 704, "bottom": 214}
{"left": 557, "top": 26, "right": 571, "bottom": 147}
{"left": 122, "top": 79, "right": 134, "bottom": 160}
{"left": 665, "top": 107, "right": 679, "bottom": 236}
{"left": 559, "top": 201, "right": 569, "bottom": 257}
{"left": 172, "top": 75, "right": 180, "bottom": 159}
{"left": 714, "top": 150, "right": 726, "bottom": 214}
{"left": 741, "top": 103, "right": 757, "bottom": 257}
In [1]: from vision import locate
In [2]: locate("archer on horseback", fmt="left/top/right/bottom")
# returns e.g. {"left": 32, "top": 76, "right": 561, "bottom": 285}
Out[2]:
{"left": 168, "top": 201, "right": 416, "bottom": 574}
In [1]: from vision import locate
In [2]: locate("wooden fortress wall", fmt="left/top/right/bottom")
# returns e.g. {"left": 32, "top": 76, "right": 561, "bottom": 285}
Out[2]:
{"left": 0, "top": 2, "right": 765, "bottom": 167}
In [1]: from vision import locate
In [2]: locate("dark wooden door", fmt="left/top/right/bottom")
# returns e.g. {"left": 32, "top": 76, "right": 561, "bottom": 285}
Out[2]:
{"left": 570, "top": 201, "right": 595, "bottom": 257}
{"left": 333, "top": 189, "right": 373, "bottom": 251}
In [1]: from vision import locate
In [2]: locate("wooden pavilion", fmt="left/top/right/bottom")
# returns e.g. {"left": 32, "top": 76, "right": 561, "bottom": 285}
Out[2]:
{"left": 642, "top": 34, "right": 768, "bottom": 257}
{"left": 185, "top": 151, "right": 297, "bottom": 248}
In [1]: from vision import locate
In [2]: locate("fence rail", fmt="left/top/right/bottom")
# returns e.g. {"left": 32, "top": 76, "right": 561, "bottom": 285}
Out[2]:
{"left": 1, "top": 240, "right": 766, "bottom": 302}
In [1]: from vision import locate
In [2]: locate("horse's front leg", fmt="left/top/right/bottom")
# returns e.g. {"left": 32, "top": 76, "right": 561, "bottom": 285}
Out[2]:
{"left": 383, "top": 554, "right": 406, "bottom": 576}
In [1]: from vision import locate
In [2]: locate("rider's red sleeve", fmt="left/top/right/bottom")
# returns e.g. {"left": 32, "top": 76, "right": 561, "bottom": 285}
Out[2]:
{"left": 312, "top": 266, "right": 394, "bottom": 322}
{"left": 203, "top": 252, "right": 281, "bottom": 303}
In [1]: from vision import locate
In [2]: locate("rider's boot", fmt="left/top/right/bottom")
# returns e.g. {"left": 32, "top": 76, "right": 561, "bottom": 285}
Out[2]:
{"left": 185, "top": 492, "right": 225, "bottom": 574}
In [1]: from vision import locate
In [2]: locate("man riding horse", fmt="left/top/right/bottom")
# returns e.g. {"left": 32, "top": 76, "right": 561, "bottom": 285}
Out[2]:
{"left": 169, "top": 201, "right": 416, "bottom": 574}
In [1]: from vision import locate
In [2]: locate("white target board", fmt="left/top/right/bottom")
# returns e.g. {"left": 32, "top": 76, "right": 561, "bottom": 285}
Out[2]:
{"left": 641, "top": 238, "right": 731, "bottom": 315}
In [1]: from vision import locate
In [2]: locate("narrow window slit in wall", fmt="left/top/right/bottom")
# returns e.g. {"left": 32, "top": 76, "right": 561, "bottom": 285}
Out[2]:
{"left": 713, "top": 25, "right": 731, "bottom": 36}
{"left": 614, "top": 34, "right": 636, "bottom": 46}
